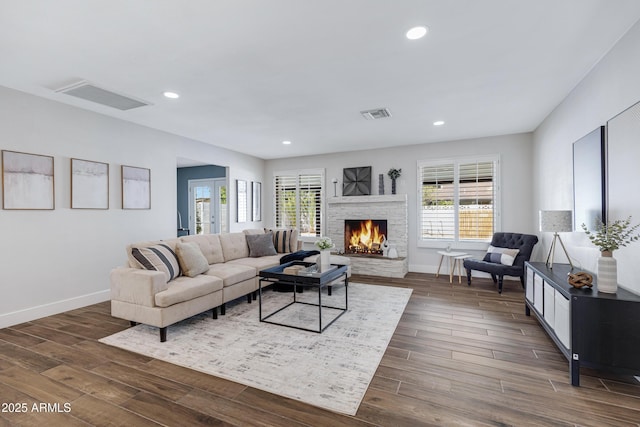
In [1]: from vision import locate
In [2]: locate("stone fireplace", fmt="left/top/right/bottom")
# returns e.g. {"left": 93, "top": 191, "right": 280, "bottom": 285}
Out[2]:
{"left": 328, "top": 194, "right": 408, "bottom": 277}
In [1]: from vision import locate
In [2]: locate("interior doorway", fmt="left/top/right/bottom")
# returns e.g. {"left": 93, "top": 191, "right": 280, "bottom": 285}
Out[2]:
{"left": 188, "top": 178, "right": 227, "bottom": 234}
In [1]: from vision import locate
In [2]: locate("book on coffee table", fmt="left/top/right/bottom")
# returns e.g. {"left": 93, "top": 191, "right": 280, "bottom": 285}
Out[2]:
{"left": 296, "top": 264, "right": 337, "bottom": 277}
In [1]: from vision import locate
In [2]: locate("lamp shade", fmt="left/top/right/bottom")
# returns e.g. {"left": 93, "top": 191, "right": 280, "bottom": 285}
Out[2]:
{"left": 539, "top": 210, "right": 573, "bottom": 232}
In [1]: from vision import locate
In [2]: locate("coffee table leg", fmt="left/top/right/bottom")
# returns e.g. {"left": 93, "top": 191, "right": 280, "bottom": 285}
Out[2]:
{"left": 318, "top": 284, "right": 322, "bottom": 332}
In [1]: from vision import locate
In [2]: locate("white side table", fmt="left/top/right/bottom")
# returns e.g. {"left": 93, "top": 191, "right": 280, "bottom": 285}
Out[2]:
{"left": 453, "top": 254, "right": 473, "bottom": 284}
{"left": 436, "top": 251, "right": 468, "bottom": 284}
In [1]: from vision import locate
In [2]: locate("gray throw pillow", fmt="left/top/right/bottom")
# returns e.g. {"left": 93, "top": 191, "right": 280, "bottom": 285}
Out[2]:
{"left": 247, "top": 232, "right": 277, "bottom": 257}
{"left": 175, "top": 241, "right": 210, "bottom": 277}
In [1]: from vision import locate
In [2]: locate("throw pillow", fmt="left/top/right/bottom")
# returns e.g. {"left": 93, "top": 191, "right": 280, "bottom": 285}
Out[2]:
{"left": 265, "top": 228, "right": 298, "bottom": 253}
{"left": 247, "top": 232, "right": 278, "bottom": 257}
{"left": 131, "top": 243, "right": 181, "bottom": 282}
{"left": 175, "top": 241, "right": 210, "bottom": 277}
{"left": 483, "top": 246, "right": 520, "bottom": 266}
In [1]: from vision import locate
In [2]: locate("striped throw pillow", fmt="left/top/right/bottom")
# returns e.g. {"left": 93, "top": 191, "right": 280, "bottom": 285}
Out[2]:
{"left": 131, "top": 243, "right": 181, "bottom": 282}
{"left": 265, "top": 228, "right": 298, "bottom": 253}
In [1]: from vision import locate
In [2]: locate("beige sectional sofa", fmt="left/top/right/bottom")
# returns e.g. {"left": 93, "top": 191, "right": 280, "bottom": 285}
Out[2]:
{"left": 110, "top": 228, "right": 350, "bottom": 342}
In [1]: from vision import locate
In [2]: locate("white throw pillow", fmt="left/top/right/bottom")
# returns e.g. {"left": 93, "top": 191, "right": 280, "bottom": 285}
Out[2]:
{"left": 483, "top": 246, "right": 519, "bottom": 266}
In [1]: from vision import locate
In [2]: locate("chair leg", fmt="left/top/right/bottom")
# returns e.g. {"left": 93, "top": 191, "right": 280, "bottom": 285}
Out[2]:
{"left": 220, "top": 303, "right": 226, "bottom": 315}
{"left": 520, "top": 276, "right": 525, "bottom": 288}
{"left": 247, "top": 294, "right": 252, "bottom": 304}
{"left": 490, "top": 274, "right": 497, "bottom": 284}
{"left": 498, "top": 276, "right": 504, "bottom": 294}
{"left": 160, "top": 327, "right": 167, "bottom": 342}
{"left": 466, "top": 269, "right": 472, "bottom": 286}
{"left": 212, "top": 307, "right": 217, "bottom": 319}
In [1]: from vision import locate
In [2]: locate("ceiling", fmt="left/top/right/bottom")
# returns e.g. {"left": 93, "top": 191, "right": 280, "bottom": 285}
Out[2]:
{"left": 2, "top": 1, "right": 640, "bottom": 160}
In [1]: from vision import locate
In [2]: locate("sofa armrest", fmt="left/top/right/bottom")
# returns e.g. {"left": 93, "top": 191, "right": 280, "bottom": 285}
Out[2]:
{"left": 110, "top": 267, "right": 169, "bottom": 307}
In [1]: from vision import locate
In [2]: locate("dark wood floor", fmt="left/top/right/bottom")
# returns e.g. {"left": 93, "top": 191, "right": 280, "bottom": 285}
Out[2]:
{"left": 1, "top": 273, "right": 639, "bottom": 426}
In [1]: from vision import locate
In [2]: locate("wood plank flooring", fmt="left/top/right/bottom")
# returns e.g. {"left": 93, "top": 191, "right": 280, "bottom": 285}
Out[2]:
{"left": 1, "top": 273, "right": 639, "bottom": 426}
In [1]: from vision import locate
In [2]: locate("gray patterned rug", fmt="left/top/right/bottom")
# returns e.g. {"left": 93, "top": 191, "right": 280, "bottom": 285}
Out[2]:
{"left": 99, "top": 282, "right": 412, "bottom": 415}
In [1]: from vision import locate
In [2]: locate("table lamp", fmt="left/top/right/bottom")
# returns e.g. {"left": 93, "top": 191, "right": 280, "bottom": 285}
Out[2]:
{"left": 539, "top": 210, "right": 573, "bottom": 269}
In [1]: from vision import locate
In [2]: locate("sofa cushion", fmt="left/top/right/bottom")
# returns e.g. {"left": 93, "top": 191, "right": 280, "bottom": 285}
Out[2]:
{"left": 219, "top": 232, "right": 250, "bottom": 261}
{"left": 205, "top": 263, "right": 256, "bottom": 287}
{"left": 175, "top": 241, "right": 210, "bottom": 277}
{"left": 266, "top": 228, "right": 298, "bottom": 253}
{"left": 483, "top": 246, "right": 520, "bottom": 266}
{"left": 130, "top": 243, "right": 181, "bottom": 283}
{"left": 246, "top": 232, "right": 277, "bottom": 257}
{"left": 154, "top": 274, "right": 223, "bottom": 307}
{"left": 227, "top": 255, "right": 282, "bottom": 271}
{"left": 180, "top": 234, "right": 224, "bottom": 265}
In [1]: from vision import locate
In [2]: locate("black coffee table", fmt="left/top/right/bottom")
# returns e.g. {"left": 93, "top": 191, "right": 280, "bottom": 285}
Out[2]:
{"left": 258, "top": 261, "right": 348, "bottom": 333}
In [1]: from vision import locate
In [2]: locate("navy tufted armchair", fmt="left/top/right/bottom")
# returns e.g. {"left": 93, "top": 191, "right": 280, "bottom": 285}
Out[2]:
{"left": 463, "top": 232, "right": 539, "bottom": 293}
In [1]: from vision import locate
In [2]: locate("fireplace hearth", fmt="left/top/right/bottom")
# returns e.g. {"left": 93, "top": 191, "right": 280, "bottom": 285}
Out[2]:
{"left": 344, "top": 219, "right": 387, "bottom": 255}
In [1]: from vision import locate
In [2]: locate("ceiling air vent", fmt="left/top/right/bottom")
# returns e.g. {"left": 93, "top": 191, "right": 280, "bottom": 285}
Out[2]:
{"left": 55, "top": 80, "right": 151, "bottom": 110}
{"left": 360, "top": 108, "right": 392, "bottom": 120}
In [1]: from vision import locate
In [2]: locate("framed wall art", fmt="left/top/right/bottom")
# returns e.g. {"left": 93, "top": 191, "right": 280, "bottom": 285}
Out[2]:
{"left": 2, "top": 150, "right": 55, "bottom": 210}
{"left": 71, "top": 158, "right": 109, "bottom": 209}
{"left": 252, "top": 181, "right": 261, "bottom": 221}
{"left": 122, "top": 165, "right": 150, "bottom": 209}
{"left": 237, "top": 179, "right": 247, "bottom": 222}
{"left": 572, "top": 126, "right": 605, "bottom": 231}
{"left": 343, "top": 166, "right": 372, "bottom": 196}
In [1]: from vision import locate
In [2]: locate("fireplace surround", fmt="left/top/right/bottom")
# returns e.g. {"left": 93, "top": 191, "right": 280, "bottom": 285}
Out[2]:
{"left": 328, "top": 194, "right": 408, "bottom": 277}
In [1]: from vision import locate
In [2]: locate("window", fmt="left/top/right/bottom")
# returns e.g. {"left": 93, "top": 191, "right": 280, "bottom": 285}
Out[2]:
{"left": 274, "top": 169, "right": 324, "bottom": 237}
{"left": 418, "top": 156, "right": 499, "bottom": 245}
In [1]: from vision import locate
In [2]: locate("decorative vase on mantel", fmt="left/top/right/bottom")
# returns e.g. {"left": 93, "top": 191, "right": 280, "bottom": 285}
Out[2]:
{"left": 391, "top": 178, "right": 397, "bottom": 195}
{"left": 597, "top": 250, "right": 618, "bottom": 293}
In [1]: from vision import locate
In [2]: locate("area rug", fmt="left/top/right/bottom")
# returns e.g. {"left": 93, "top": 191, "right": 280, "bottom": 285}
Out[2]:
{"left": 99, "top": 283, "right": 412, "bottom": 415}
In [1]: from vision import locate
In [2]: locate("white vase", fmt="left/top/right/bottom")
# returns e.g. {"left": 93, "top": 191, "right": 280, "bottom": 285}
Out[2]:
{"left": 597, "top": 251, "right": 618, "bottom": 293}
{"left": 320, "top": 249, "right": 331, "bottom": 267}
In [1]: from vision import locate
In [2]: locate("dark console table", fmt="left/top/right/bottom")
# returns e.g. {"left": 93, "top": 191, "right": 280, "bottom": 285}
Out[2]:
{"left": 524, "top": 262, "right": 640, "bottom": 386}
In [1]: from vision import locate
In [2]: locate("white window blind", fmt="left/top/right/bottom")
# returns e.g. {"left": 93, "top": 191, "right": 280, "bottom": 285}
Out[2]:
{"left": 274, "top": 170, "right": 324, "bottom": 237}
{"left": 419, "top": 157, "right": 498, "bottom": 243}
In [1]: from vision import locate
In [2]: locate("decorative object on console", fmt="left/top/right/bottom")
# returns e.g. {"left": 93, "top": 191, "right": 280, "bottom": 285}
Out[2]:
{"left": 567, "top": 271, "right": 593, "bottom": 289}
{"left": 581, "top": 216, "right": 640, "bottom": 294}
{"left": 539, "top": 210, "right": 573, "bottom": 269}
{"left": 342, "top": 166, "right": 371, "bottom": 196}
{"left": 378, "top": 174, "right": 384, "bottom": 195}
{"left": 387, "top": 168, "right": 401, "bottom": 195}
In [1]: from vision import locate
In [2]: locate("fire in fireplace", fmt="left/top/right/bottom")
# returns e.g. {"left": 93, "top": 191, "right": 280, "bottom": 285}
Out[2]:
{"left": 344, "top": 219, "right": 388, "bottom": 255}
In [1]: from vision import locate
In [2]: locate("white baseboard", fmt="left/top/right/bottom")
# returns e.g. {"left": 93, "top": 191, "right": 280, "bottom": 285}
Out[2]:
{"left": 0, "top": 289, "right": 110, "bottom": 329}
{"left": 408, "top": 264, "right": 515, "bottom": 281}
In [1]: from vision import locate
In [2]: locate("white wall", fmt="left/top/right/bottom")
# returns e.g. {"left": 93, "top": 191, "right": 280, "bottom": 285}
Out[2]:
{"left": 533, "top": 19, "right": 640, "bottom": 294}
{"left": 0, "top": 86, "right": 265, "bottom": 327}
{"left": 265, "top": 132, "right": 534, "bottom": 273}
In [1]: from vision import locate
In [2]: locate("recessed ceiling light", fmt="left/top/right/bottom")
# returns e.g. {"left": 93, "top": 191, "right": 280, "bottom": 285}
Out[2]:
{"left": 163, "top": 91, "right": 180, "bottom": 99}
{"left": 282, "top": 140, "right": 292, "bottom": 145}
{"left": 433, "top": 120, "right": 445, "bottom": 126}
{"left": 406, "top": 26, "right": 428, "bottom": 40}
